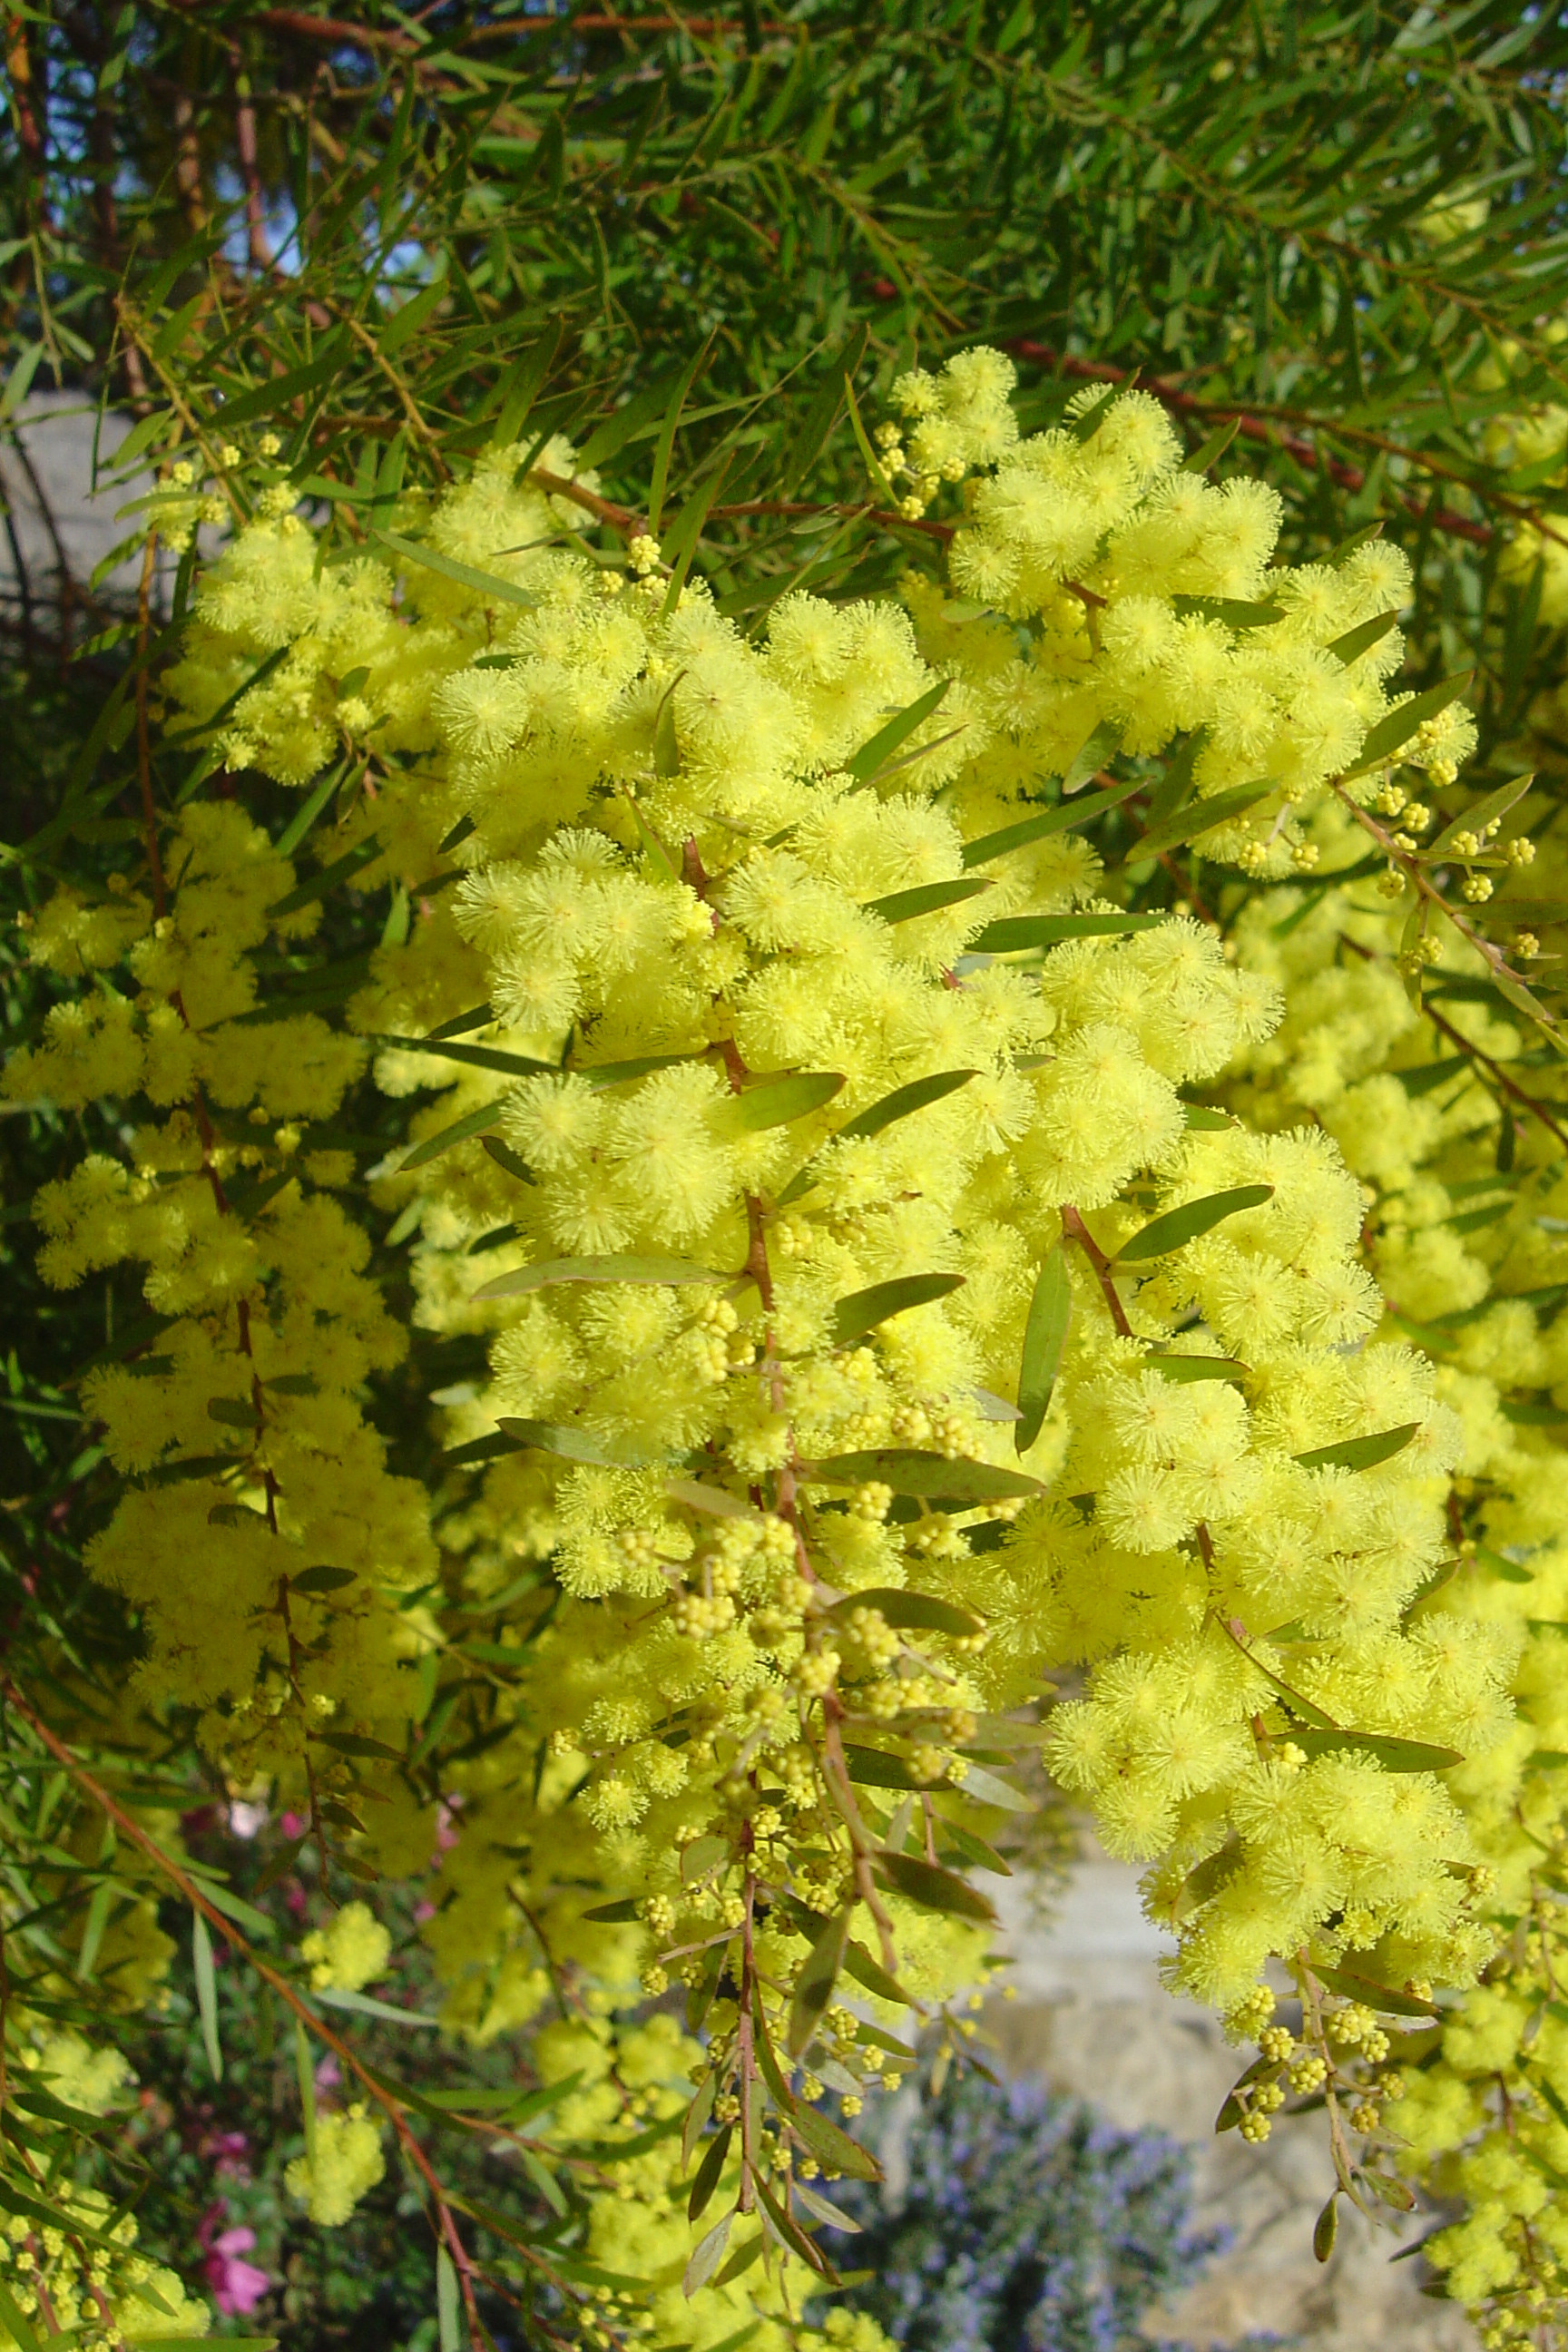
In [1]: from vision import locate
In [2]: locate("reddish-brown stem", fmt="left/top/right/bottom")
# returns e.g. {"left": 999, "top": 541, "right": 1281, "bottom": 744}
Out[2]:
{"left": 1060, "top": 1205, "right": 1132, "bottom": 1338}
{"left": 134, "top": 532, "right": 167, "bottom": 919}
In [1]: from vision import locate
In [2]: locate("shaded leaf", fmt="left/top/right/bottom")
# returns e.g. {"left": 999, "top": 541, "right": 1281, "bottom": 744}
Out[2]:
{"left": 688, "top": 2122, "right": 733, "bottom": 2220}
{"left": 808, "top": 1450, "right": 1042, "bottom": 1502}
{"left": 1344, "top": 673, "right": 1473, "bottom": 778}
{"left": 1116, "top": 1185, "right": 1274, "bottom": 1261}
{"left": 684, "top": 2211, "right": 734, "bottom": 2298}
{"left": 831, "top": 1272, "right": 965, "bottom": 1346}
{"left": 1294, "top": 1422, "right": 1421, "bottom": 1472}
{"left": 962, "top": 777, "right": 1142, "bottom": 867}
{"left": 828, "top": 1586, "right": 984, "bottom": 1636}
{"left": 723, "top": 1071, "right": 845, "bottom": 1132}
{"left": 862, "top": 876, "right": 993, "bottom": 925}
{"left": 192, "top": 1909, "right": 221, "bottom": 2082}
{"left": 474, "top": 1255, "right": 727, "bottom": 1301}
{"left": 790, "top": 2101, "right": 882, "bottom": 2181}
{"left": 1310, "top": 1965, "right": 1439, "bottom": 2019}
{"left": 1288, "top": 1727, "right": 1462, "bottom": 1772}
{"left": 874, "top": 1850, "right": 997, "bottom": 1924}
{"left": 370, "top": 526, "right": 539, "bottom": 609}
{"left": 789, "top": 1906, "right": 851, "bottom": 2057}
{"left": 1016, "top": 1244, "right": 1071, "bottom": 1452}
{"left": 970, "top": 911, "right": 1165, "bottom": 951}
{"left": 1123, "top": 778, "right": 1276, "bottom": 863}
{"left": 1327, "top": 612, "right": 1399, "bottom": 665}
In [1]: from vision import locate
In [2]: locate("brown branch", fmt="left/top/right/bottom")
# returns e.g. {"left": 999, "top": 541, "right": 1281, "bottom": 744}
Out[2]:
{"left": 528, "top": 468, "right": 955, "bottom": 546}
{"left": 1060, "top": 1204, "right": 1132, "bottom": 1338}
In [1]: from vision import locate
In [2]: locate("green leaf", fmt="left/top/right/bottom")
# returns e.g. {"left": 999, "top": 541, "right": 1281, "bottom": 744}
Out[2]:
{"left": 970, "top": 911, "right": 1165, "bottom": 952}
{"left": 1294, "top": 1422, "right": 1421, "bottom": 1472}
{"left": 846, "top": 681, "right": 951, "bottom": 782}
{"left": 874, "top": 1850, "right": 997, "bottom": 1925}
{"left": 291, "top": 1565, "right": 358, "bottom": 1595}
{"left": 369, "top": 528, "right": 540, "bottom": 610}
{"left": 661, "top": 451, "right": 733, "bottom": 616}
{"left": 1061, "top": 717, "right": 1124, "bottom": 794}
{"left": 841, "top": 1939, "right": 914, "bottom": 2006}
{"left": 790, "top": 2101, "right": 882, "bottom": 2181}
{"left": 1344, "top": 673, "right": 1473, "bottom": 779}
{"left": 684, "top": 2211, "right": 734, "bottom": 2298}
{"left": 779, "top": 1070, "right": 977, "bottom": 1205}
{"left": 192, "top": 1909, "right": 221, "bottom": 2082}
{"left": 400, "top": 1102, "right": 504, "bottom": 1170}
{"left": 723, "top": 1071, "right": 845, "bottom": 1132}
{"left": 1122, "top": 778, "right": 1277, "bottom": 864}
{"left": 962, "top": 778, "right": 1143, "bottom": 867}
{"left": 831, "top": 1273, "right": 965, "bottom": 1346}
{"left": 1181, "top": 417, "right": 1240, "bottom": 473}
{"left": 1171, "top": 595, "right": 1284, "bottom": 629}
{"left": 828, "top": 1586, "right": 985, "bottom": 1637}
{"left": 778, "top": 328, "right": 868, "bottom": 500}
{"left": 688, "top": 2122, "right": 734, "bottom": 2220}
{"left": 207, "top": 1396, "right": 262, "bottom": 1430}
{"left": 1327, "top": 611, "right": 1399, "bottom": 666}
{"left": 649, "top": 340, "right": 712, "bottom": 540}
{"left": 842, "top": 1745, "right": 924, "bottom": 1790}
{"left": 377, "top": 261, "right": 448, "bottom": 358}
{"left": 266, "top": 836, "right": 382, "bottom": 917}
{"left": 313, "top": 1730, "right": 403, "bottom": 1760}
{"left": 1428, "top": 772, "right": 1534, "bottom": 858}
{"left": 1116, "top": 1185, "right": 1274, "bottom": 1261}
{"left": 862, "top": 876, "right": 994, "bottom": 925}
{"left": 316, "top": 1987, "right": 438, "bottom": 2030}
{"left": 436, "top": 2244, "right": 460, "bottom": 2352}
{"left": 1143, "top": 1354, "right": 1248, "bottom": 1383}
{"left": 1309, "top": 1965, "right": 1438, "bottom": 2019}
{"left": 495, "top": 1417, "right": 670, "bottom": 1469}
{"left": 0, "top": 2273, "right": 42, "bottom": 2352}
{"left": 372, "top": 1034, "right": 554, "bottom": 1080}
{"left": 808, "top": 1450, "right": 1043, "bottom": 1503}
{"left": 1289, "top": 1726, "right": 1461, "bottom": 1772}
{"left": 789, "top": 1906, "right": 852, "bottom": 2057}
{"left": 956, "top": 1760, "right": 1031, "bottom": 1813}
{"left": 473, "top": 1255, "right": 726, "bottom": 1302}
{"left": 794, "top": 2178, "right": 863, "bottom": 2234}
{"left": 582, "top": 1898, "right": 641, "bottom": 1923}
{"left": 1016, "top": 1244, "right": 1071, "bottom": 1453}
{"left": 209, "top": 342, "right": 345, "bottom": 430}
{"left": 1313, "top": 2195, "right": 1338, "bottom": 2264}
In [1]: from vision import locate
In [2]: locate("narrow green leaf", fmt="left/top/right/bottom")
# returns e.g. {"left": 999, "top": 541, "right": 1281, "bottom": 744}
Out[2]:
{"left": 1171, "top": 595, "right": 1284, "bottom": 629}
{"left": 1344, "top": 673, "right": 1473, "bottom": 779}
{"left": 473, "top": 1255, "right": 726, "bottom": 1301}
{"left": 373, "top": 1034, "right": 554, "bottom": 1080}
{"left": 779, "top": 1070, "right": 977, "bottom": 1204}
{"left": 1327, "top": 611, "right": 1399, "bottom": 666}
{"left": 828, "top": 1587, "right": 985, "bottom": 1636}
{"left": 831, "top": 1273, "right": 965, "bottom": 1347}
{"left": 296, "top": 2015, "right": 316, "bottom": 2162}
{"left": 794, "top": 2179, "right": 863, "bottom": 2233}
{"left": 489, "top": 326, "right": 560, "bottom": 449}
{"left": 970, "top": 912, "right": 1164, "bottom": 952}
{"left": 369, "top": 527, "right": 539, "bottom": 610}
{"left": 377, "top": 263, "right": 448, "bottom": 358}
{"left": 1061, "top": 717, "right": 1124, "bottom": 794}
{"left": 266, "top": 836, "right": 382, "bottom": 917}
{"left": 846, "top": 681, "right": 951, "bottom": 783}
{"left": 862, "top": 876, "right": 993, "bottom": 925}
{"left": 1294, "top": 1422, "right": 1420, "bottom": 1472}
{"left": 1428, "top": 772, "right": 1534, "bottom": 858}
{"left": 401, "top": 1102, "right": 504, "bottom": 1171}
{"left": 1289, "top": 1727, "right": 1461, "bottom": 1772}
{"left": 436, "top": 2244, "right": 460, "bottom": 2352}
{"left": 495, "top": 1417, "right": 669, "bottom": 1469}
{"left": 684, "top": 2210, "right": 734, "bottom": 2298}
{"left": 582, "top": 1898, "right": 641, "bottom": 1924}
{"left": 661, "top": 452, "right": 732, "bottom": 617}
{"left": 649, "top": 339, "right": 712, "bottom": 541}
{"left": 723, "top": 1071, "right": 845, "bottom": 1132}
{"left": 791, "top": 2101, "right": 882, "bottom": 2181}
{"left": 688, "top": 2122, "right": 734, "bottom": 2220}
{"left": 313, "top": 1730, "right": 402, "bottom": 1760}
{"left": 682, "top": 2072, "right": 717, "bottom": 2171}
{"left": 1123, "top": 778, "right": 1276, "bottom": 864}
{"left": 192, "top": 1909, "right": 221, "bottom": 2081}
{"left": 210, "top": 343, "right": 345, "bottom": 430}
{"left": 1144, "top": 1354, "right": 1248, "bottom": 1383}
{"left": 1309, "top": 1965, "right": 1439, "bottom": 2018}
{"left": 842, "top": 1745, "right": 923, "bottom": 1791}
{"left": 1016, "top": 1244, "right": 1071, "bottom": 1453}
{"left": 955, "top": 1762, "right": 1032, "bottom": 1813}
{"left": 778, "top": 328, "right": 868, "bottom": 500}
{"left": 808, "top": 1450, "right": 1043, "bottom": 1502}
{"left": 316, "top": 1987, "right": 438, "bottom": 2030}
{"left": 874, "top": 1850, "right": 997, "bottom": 1926}
{"left": 962, "top": 778, "right": 1142, "bottom": 867}
{"left": 789, "top": 1906, "right": 852, "bottom": 2058}
{"left": 1116, "top": 1185, "right": 1274, "bottom": 1262}
{"left": 0, "top": 2272, "right": 42, "bottom": 2352}
{"left": 841, "top": 1939, "right": 914, "bottom": 2006}
{"left": 1181, "top": 417, "right": 1240, "bottom": 473}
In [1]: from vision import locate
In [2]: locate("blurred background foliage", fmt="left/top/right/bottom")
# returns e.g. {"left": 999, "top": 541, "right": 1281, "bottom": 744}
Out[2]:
{"left": 2, "top": 0, "right": 1567, "bottom": 2341}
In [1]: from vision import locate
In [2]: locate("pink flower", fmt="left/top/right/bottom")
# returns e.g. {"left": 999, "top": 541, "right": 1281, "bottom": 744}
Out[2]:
{"left": 198, "top": 2209, "right": 270, "bottom": 2318}
{"left": 206, "top": 2229, "right": 270, "bottom": 2317}
{"left": 279, "top": 1811, "right": 308, "bottom": 1840}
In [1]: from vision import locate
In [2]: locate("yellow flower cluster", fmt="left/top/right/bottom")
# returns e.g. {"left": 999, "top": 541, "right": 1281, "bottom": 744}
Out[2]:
{"left": 12, "top": 353, "right": 1546, "bottom": 2328}
{"left": 1215, "top": 863, "right": 1568, "bottom": 2342}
